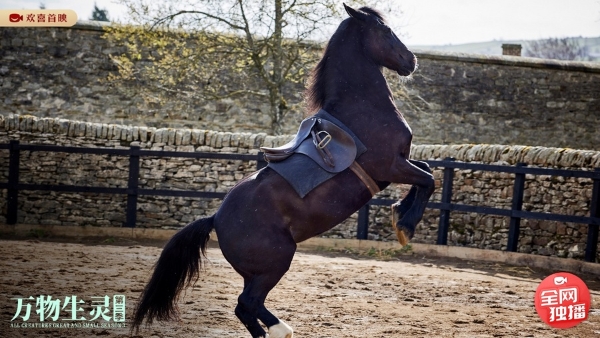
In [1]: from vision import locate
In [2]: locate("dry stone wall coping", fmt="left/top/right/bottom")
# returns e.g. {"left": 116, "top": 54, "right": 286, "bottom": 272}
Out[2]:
{"left": 3, "top": 114, "right": 600, "bottom": 169}
{"left": 413, "top": 49, "right": 600, "bottom": 74}
{"left": 412, "top": 144, "right": 600, "bottom": 169}
{"left": 0, "top": 114, "right": 293, "bottom": 151}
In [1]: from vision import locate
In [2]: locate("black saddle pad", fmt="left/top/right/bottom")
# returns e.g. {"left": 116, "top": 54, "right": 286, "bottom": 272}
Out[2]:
{"left": 267, "top": 110, "right": 367, "bottom": 198}
{"left": 269, "top": 153, "right": 336, "bottom": 198}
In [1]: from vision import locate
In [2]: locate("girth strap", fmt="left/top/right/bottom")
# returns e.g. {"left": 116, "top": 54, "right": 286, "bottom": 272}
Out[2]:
{"left": 349, "top": 162, "right": 380, "bottom": 197}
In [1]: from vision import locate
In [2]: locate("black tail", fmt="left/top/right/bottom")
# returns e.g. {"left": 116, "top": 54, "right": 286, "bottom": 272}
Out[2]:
{"left": 131, "top": 216, "right": 215, "bottom": 332}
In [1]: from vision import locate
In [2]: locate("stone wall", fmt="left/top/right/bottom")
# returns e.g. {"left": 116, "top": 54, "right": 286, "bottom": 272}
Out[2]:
{"left": 370, "top": 145, "right": 600, "bottom": 262}
{"left": 1, "top": 23, "right": 599, "bottom": 149}
{"left": 405, "top": 53, "right": 600, "bottom": 150}
{"left": 0, "top": 22, "right": 306, "bottom": 135}
{"left": 1, "top": 114, "right": 599, "bottom": 261}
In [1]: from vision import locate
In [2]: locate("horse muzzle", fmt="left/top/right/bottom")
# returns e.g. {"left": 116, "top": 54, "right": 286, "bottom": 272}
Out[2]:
{"left": 396, "top": 55, "right": 417, "bottom": 76}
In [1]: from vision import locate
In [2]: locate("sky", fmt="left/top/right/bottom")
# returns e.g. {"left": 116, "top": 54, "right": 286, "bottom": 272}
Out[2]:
{"left": 1, "top": 0, "right": 599, "bottom": 46}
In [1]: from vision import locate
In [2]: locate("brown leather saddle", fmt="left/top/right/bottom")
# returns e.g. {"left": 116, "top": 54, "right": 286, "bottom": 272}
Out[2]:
{"left": 260, "top": 117, "right": 357, "bottom": 173}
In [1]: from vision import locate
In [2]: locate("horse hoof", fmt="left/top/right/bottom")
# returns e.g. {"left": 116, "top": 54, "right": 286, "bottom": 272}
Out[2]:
{"left": 391, "top": 204, "right": 413, "bottom": 246}
{"left": 268, "top": 320, "right": 293, "bottom": 338}
{"left": 395, "top": 226, "right": 414, "bottom": 246}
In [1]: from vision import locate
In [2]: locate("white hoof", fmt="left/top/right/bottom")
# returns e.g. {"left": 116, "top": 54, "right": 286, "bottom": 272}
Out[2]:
{"left": 268, "top": 320, "right": 294, "bottom": 338}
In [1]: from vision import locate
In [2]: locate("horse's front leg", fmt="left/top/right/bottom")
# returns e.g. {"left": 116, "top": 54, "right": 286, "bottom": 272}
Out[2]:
{"left": 390, "top": 159, "right": 435, "bottom": 245}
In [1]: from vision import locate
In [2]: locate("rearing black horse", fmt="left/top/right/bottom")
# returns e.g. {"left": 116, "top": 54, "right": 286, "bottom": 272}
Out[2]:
{"left": 132, "top": 4, "right": 435, "bottom": 338}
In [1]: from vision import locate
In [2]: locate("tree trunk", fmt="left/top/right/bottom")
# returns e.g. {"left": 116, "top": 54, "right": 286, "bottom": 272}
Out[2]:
{"left": 269, "top": 86, "right": 286, "bottom": 135}
{"left": 270, "top": 0, "right": 285, "bottom": 135}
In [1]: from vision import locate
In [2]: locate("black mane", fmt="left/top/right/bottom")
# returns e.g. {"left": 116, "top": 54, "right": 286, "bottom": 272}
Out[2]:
{"left": 358, "top": 6, "right": 386, "bottom": 22}
{"left": 305, "top": 7, "right": 385, "bottom": 113}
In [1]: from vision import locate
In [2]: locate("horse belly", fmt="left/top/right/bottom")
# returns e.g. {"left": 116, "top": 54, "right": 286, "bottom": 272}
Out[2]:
{"left": 284, "top": 169, "right": 374, "bottom": 243}
{"left": 213, "top": 167, "right": 372, "bottom": 246}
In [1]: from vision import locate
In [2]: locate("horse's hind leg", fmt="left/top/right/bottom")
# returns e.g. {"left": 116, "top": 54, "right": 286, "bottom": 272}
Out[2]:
{"left": 259, "top": 304, "right": 293, "bottom": 338}
{"left": 233, "top": 245, "right": 295, "bottom": 338}
{"left": 235, "top": 291, "right": 265, "bottom": 337}
{"left": 236, "top": 273, "right": 294, "bottom": 338}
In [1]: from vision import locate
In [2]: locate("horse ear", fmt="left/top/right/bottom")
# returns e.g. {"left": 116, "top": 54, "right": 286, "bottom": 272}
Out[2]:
{"left": 343, "top": 3, "right": 368, "bottom": 22}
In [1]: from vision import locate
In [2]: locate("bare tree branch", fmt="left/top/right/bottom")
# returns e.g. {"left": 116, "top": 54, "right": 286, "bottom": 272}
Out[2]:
{"left": 107, "top": 0, "right": 403, "bottom": 134}
{"left": 524, "top": 37, "right": 589, "bottom": 61}
{"left": 151, "top": 10, "right": 246, "bottom": 30}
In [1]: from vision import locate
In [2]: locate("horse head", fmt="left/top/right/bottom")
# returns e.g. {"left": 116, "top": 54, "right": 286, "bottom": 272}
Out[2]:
{"left": 344, "top": 4, "right": 417, "bottom": 76}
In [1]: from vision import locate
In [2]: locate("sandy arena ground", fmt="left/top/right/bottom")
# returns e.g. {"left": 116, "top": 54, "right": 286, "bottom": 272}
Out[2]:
{"left": 1, "top": 237, "right": 600, "bottom": 338}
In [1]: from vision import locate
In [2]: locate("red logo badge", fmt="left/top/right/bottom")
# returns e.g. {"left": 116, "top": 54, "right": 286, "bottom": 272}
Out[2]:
{"left": 535, "top": 272, "right": 591, "bottom": 329}
{"left": 9, "top": 13, "right": 23, "bottom": 22}
{"left": 1, "top": 10, "right": 77, "bottom": 27}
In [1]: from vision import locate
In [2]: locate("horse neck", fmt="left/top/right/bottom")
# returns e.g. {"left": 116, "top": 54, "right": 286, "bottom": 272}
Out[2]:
{"left": 320, "top": 45, "right": 398, "bottom": 123}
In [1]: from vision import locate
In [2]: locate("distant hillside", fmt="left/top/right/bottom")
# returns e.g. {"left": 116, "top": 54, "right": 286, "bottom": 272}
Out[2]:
{"left": 412, "top": 36, "right": 600, "bottom": 61}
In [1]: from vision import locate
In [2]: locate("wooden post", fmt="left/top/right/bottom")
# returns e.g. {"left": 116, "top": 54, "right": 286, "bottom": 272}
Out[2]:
{"left": 585, "top": 168, "right": 600, "bottom": 262}
{"left": 124, "top": 146, "right": 140, "bottom": 228}
{"left": 437, "top": 158, "right": 455, "bottom": 245}
{"left": 256, "top": 152, "right": 268, "bottom": 170}
{"left": 357, "top": 204, "right": 369, "bottom": 240}
{"left": 507, "top": 163, "right": 527, "bottom": 252}
{"left": 7, "top": 140, "right": 20, "bottom": 225}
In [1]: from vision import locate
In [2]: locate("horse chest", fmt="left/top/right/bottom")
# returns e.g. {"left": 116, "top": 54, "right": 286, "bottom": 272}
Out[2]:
{"left": 360, "top": 118, "right": 412, "bottom": 154}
